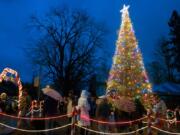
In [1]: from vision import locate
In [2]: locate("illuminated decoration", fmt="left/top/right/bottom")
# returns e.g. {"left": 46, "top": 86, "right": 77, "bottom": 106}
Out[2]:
{"left": 107, "top": 5, "right": 152, "bottom": 97}
{"left": 0, "top": 67, "right": 23, "bottom": 116}
{"left": 0, "top": 122, "right": 71, "bottom": 133}
{"left": 0, "top": 111, "right": 71, "bottom": 120}
{"left": 80, "top": 114, "right": 146, "bottom": 125}
{"left": 29, "top": 100, "right": 44, "bottom": 118}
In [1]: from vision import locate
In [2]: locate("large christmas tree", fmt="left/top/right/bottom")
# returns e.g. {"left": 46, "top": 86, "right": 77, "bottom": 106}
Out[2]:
{"left": 107, "top": 5, "right": 152, "bottom": 97}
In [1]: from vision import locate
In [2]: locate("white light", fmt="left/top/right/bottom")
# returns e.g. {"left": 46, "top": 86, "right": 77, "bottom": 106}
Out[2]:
{"left": 120, "top": 4, "right": 130, "bottom": 14}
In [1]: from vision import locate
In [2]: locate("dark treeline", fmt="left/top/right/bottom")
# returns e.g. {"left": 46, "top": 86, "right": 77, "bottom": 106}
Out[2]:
{"left": 148, "top": 10, "right": 180, "bottom": 84}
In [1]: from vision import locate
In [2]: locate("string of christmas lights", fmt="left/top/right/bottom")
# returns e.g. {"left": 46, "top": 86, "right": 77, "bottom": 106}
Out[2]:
{"left": 107, "top": 5, "right": 152, "bottom": 100}
{"left": 80, "top": 115, "right": 147, "bottom": 125}
{"left": 75, "top": 124, "right": 148, "bottom": 135}
{"left": 0, "top": 112, "right": 71, "bottom": 120}
{"left": 0, "top": 122, "right": 71, "bottom": 133}
{"left": 0, "top": 67, "right": 23, "bottom": 117}
{"left": 151, "top": 126, "right": 180, "bottom": 135}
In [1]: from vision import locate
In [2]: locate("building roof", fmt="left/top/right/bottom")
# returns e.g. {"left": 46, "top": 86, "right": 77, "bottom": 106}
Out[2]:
{"left": 153, "top": 83, "right": 180, "bottom": 95}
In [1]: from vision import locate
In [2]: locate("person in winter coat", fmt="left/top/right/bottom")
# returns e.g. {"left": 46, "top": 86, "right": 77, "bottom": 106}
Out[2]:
{"left": 76, "top": 90, "right": 90, "bottom": 135}
{"left": 0, "top": 93, "right": 7, "bottom": 112}
{"left": 96, "top": 96, "right": 111, "bottom": 133}
{"left": 153, "top": 96, "right": 167, "bottom": 129}
{"left": 77, "top": 90, "right": 91, "bottom": 127}
{"left": 66, "top": 91, "right": 74, "bottom": 122}
{"left": 175, "top": 106, "right": 180, "bottom": 132}
{"left": 89, "top": 96, "right": 96, "bottom": 118}
{"left": 66, "top": 91, "right": 77, "bottom": 134}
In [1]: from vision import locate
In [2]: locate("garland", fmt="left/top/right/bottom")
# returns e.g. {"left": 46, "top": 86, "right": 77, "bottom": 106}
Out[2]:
{"left": 0, "top": 67, "right": 23, "bottom": 116}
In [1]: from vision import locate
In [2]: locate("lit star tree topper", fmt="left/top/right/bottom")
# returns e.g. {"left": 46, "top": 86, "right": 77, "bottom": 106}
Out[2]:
{"left": 120, "top": 5, "right": 130, "bottom": 17}
{"left": 107, "top": 5, "right": 152, "bottom": 97}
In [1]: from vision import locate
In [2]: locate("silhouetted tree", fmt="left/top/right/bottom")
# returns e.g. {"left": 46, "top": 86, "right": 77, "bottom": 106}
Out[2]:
{"left": 27, "top": 7, "right": 107, "bottom": 96}
{"left": 88, "top": 59, "right": 110, "bottom": 96}
{"left": 159, "top": 38, "right": 175, "bottom": 82}
{"left": 154, "top": 10, "right": 180, "bottom": 83}
{"left": 147, "top": 61, "right": 167, "bottom": 84}
{"left": 88, "top": 74, "right": 97, "bottom": 97}
{"left": 168, "top": 10, "right": 180, "bottom": 72}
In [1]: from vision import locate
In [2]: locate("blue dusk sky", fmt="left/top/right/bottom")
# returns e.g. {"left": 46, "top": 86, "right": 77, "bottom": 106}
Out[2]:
{"left": 0, "top": 0, "right": 180, "bottom": 82}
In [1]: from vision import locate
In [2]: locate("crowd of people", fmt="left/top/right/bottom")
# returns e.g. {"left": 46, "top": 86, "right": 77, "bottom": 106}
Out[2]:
{"left": 0, "top": 93, "right": 18, "bottom": 114}
{"left": 62, "top": 90, "right": 180, "bottom": 134}
{"left": 0, "top": 88, "right": 180, "bottom": 134}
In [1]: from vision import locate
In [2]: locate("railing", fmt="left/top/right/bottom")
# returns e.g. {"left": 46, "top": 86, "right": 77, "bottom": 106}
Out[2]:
{"left": 0, "top": 111, "right": 180, "bottom": 135}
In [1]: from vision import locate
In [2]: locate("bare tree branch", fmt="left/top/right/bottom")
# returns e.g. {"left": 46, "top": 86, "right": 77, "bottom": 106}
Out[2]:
{"left": 27, "top": 7, "right": 107, "bottom": 95}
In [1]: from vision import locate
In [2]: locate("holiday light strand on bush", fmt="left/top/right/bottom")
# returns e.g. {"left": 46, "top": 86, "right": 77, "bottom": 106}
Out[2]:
{"left": 0, "top": 67, "right": 23, "bottom": 116}
{"left": 0, "top": 67, "right": 22, "bottom": 91}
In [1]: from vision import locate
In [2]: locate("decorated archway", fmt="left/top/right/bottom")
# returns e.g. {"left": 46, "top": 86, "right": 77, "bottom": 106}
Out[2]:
{"left": 0, "top": 67, "right": 23, "bottom": 116}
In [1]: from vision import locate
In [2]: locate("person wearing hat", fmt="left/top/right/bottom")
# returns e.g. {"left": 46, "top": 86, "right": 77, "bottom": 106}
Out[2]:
{"left": 0, "top": 93, "right": 7, "bottom": 112}
{"left": 153, "top": 95, "right": 167, "bottom": 130}
{"left": 77, "top": 90, "right": 90, "bottom": 134}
